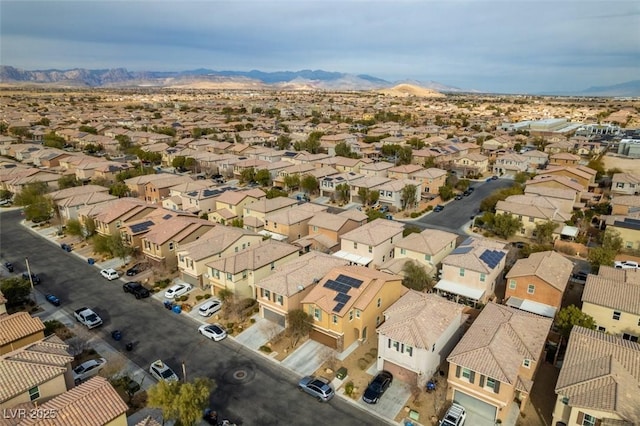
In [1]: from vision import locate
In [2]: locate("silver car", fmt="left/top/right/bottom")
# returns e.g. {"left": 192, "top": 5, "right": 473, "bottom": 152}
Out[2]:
{"left": 298, "top": 376, "right": 334, "bottom": 402}
{"left": 73, "top": 358, "right": 107, "bottom": 384}
{"left": 198, "top": 299, "right": 222, "bottom": 317}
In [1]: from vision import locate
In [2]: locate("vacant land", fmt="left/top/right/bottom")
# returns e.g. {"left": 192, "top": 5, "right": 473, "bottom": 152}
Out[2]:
{"left": 603, "top": 154, "right": 640, "bottom": 174}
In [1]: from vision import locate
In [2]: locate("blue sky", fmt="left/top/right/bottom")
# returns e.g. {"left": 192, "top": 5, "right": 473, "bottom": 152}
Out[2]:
{"left": 1, "top": 0, "right": 638, "bottom": 93}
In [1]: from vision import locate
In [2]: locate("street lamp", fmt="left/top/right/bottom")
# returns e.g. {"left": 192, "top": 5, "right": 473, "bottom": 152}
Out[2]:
{"left": 24, "top": 257, "right": 38, "bottom": 308}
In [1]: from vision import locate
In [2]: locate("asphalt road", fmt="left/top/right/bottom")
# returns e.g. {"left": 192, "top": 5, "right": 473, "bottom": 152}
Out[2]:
{"left": 411, "top": 178, "right": 516, "bottom": 234}
{"left": 0, "top": 209, "right": 387, "bottom": 426}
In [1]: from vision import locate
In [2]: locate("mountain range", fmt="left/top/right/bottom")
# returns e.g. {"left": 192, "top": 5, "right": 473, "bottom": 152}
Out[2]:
{"left": 0, "top": 66, "right": 638, "bottom": 97}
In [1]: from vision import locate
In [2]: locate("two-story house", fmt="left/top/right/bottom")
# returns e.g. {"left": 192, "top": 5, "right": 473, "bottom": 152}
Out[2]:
{"left": 552, "top": 327, "right": 640, "bottom": 426}
{"left": 319, "top": 172, "right": 364, "bottom": 200}
{"left": 144, "top": 175, "right": 196, "bottom": 204}
{"left": 359, "top": 161, "right": 395, "bottom": 178}
{"left": 434, "top": 237, "right": 508, "bottom": 306}
{"left": 504, "top": 251, "right": 573, "bottom": 318}
{"left": 411, "top": 168, "right": 447, "bottom": 195}
{"left": 93, "top": 198, "right": 157, "bottom": 237}
{"left": 206, "top": 240, "right": 300, "bottom": 299}
{"left": 387, "top": 164, "right": 424, "bottom": 181}
{"left": 447, "top": 303, "right": 552, "bottom": 424}
{"left": 495, "top": 196, "right": 569, "bottom": 239}
{"left": 581, "top": 266, "right": 640, "bottom": 342}
{"left": 374, "top": 179, "right": 422, "bottom": 211}
{"left": 304, "top": 210, "right": 368, "bottom": 253}
{"left": 493, "top": 153, "right": 529, "bottom": 177}
{"left": 301, "top": 265, "right": 407, "bottom": 351}
{"left": 209, "top": 188, "right": 266, "bottom": 225}
{"left": 377, "top": 291, "right": 468, "bottom": 385}
{"left": 603, "top": 215, "right": 640, "bottom": 251}
{"left": 393, "top": 229, "right": 458, "bottom": 277}
{"left": 451, "top": 153, "right": 489, "bottom": 176}
{"left": 611, "top": 173, "right": 640, "bottom": 196}
{"left": 334, "top": 219, "right": 404, "bottom": 268}
{"left": 262, "top": 203, "right": 327, "bottom": 242}
{"left": 243, "top": 196, "right": 299, "bottom": 231}
{"left": 611, "top": 195, "right": 640, "bottom": 215}
{"left": 255, "top": 252, "right": 349, "bottom": 327}
{"left": 0, "top": 313, "right": 46, "bottom": 355}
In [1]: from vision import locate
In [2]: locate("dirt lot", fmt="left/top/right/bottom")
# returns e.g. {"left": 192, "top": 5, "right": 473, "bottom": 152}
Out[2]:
{"left": 602, "top": 154, "right": 640, "bottom": 173}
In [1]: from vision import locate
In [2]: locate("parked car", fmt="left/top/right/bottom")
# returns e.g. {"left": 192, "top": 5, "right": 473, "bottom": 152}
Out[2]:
{"left": 45, "top": 294, "right": 61, "bottom": 306}
{"left": 198, "top": 323, "right": 227, "bottom": 341}
{"left": 122, "top": 281, "right": 150, "bottom": 299}
{"left": 491, "top": 175, "right": 499, "bottom": 180}
{"left": 73, "top": 358, "right": 107, "bottom": 384}
{"left": 198, "top": 299, "right": 222, "bottom": 317}
{"left": 463, "top": 189, "right": 472, "bottom": 196}
{"left": 380, "top": 205, "right": 389, "bottom": 214}
{"left": 362, "top": 371, "right": 393, "bottom": 404}
{"left": 454, "top": 194, "right": 463, "bottom": 200}
{"left": 164, "top": 283, "right": 192, "bottom": 299}
{"left": 298, "top": 375, "right": 335, "bottom": 402}
{"left": 433, "top": 205, "right": 444, "bottom": 212}
{"left": 439, "top": 403, "right": 466, "bottom": 426}
{"left": 100, "top": 268, "right": 120, "bottom": 280}
{"left": 149, "top": 359, "right": 179, "bottom": 382}
{"left": 60, "top": 243, "right": 72, "bottom": 252}
{"left": 4, "top": 262, "right": 14, "bottom": 272}
{"left": 614, "top": 260, "right": 639, "bottom": 269}
{"left": 571, "top": 271, "right": 589, "bottom": 283}
{"left": 125, "top": 263, "right": 143, "bottom": 276}
{"left": 21, "top": 272, "right": 41, "bottom": 284}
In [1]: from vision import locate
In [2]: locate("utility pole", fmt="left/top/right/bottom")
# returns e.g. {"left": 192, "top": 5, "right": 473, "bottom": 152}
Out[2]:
{"left": 25, "top": 257, "right": 38, "bottom": 307}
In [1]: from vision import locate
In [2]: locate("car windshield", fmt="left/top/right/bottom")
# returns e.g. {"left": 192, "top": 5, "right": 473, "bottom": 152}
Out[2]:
{"left": 161, "top": 368, "right": 175, "bottom": 379}
{"left": 86, "top": 314, "right": 98, "bottom": 322}
{"left": 369, "top": 381, "right": 383, "bottom": 391}
{"left": 74, "top": 365, "right": 85, "bottom": 373}
{"left": 210, "top": 326, "right": 222, "bottom": 333}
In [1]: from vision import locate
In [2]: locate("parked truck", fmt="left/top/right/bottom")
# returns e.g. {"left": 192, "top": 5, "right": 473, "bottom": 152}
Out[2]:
{"left": 74, "top": 307, "right": 103, "bottom": 329}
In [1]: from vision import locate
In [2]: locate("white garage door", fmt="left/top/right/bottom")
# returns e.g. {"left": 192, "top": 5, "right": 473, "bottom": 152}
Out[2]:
{"left": 262, "top": 306, "right": 286, "bottom": 328}
{"left": 453, "top": 391, "right": 497, "bottom": 425}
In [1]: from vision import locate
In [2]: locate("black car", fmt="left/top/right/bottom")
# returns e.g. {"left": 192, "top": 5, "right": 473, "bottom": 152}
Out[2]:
{"left": 45, "top": 294, "right": 61, "bottom": 306}
{"left": 4, "top": 262, "right": 13, "bottom": 272}
{"left": 22, "top": 272, "right": 41, "bottom": 284}
{"left": 60, "top": 243, "right": 72, "bottom": 252}
{"left": 433, "top": 205, "right": 444, "bottom": 212}
{"left": 463, "top": 189, "right": 472, "bottom": 196}
{"left": 123, "top": 281, "right": 150, "bottom": 299}
{"left": 126, "top": 264, "right": 142, "bottom": 276}
{"left": 362, "top": 371, "right": 393, "bottom": 404}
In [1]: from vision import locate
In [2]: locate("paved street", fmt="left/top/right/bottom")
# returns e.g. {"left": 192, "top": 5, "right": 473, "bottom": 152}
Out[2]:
{"left": 0, "top": 209, "right": 389, "bottom": 426}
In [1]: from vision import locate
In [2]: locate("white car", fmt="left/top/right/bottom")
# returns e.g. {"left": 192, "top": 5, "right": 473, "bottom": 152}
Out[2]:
{"left": 198, "top": 299, "right": 222, "bottom": 317}
{"left": 149, "top": 359, "right": 179, "bottom": 382}
{"left": 614, "top": 260, "right": 639, "bottom": 269}
{"left": 73, "top": 358, "right": 107, "bottom": 384}
{"left": 440, "top": 403, "right": 466, "bottom": 426}
{"left": 198, "top": 323, "right": 227, "bottom": 341}
{"left": 100, "top": 268, "right": 120, "bottom": 280}
{"left": 164, "top": 283, "right": 192, "bottom": 299}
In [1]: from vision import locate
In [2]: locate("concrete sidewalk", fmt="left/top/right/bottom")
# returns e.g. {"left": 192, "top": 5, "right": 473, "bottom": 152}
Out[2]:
{"left": 234, "top": 315, "right": 283, "bottom": 350}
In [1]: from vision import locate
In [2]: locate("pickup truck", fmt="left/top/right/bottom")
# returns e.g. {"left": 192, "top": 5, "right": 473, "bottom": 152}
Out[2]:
{"left": 74, "top": 307, "right": 103, "bottom": 329}
{"left": 614, "top": 260, "right": 639, "bottom": 269}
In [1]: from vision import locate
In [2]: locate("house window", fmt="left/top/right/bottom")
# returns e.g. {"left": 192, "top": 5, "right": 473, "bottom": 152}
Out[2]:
{"left": 613, "top": 311, "right": 621, "bottom": 320}
{"left": 242, "top": 270, "right": 247, "bottom": 279}
{"left": 354, "top": 242, "right": 358, "bottom": 249}
{"left": 406, "top": 346, "right": 413, "bottom": 356}
{"left": 368, "top": 245, "right": 373, "bottom": 253}
{"left": 400, "top": 248, "right": 406, "bottom": 255}
{"left": 461, "top": 368, "right": 472, "bottom": 380}
{"left": 349, "top": 310, "right": 353, "bottom": 321}
{"left": 486, "top": 377, "right": 496, "bottom": 390}
{"left": 582, "top": 413, "right": 596, "bottom": 426}
{"left": 561, "top": 396, "right": 569, "bottom": 405}
{"left": 213, "top": 269, "right": 220, "bottom": 279}
{"left": 168, "top": 242, "right": 174, "bottom": 251}
{"left": 377, "top": 298, "right": 381, "bottom": 308}
{"left": 425, "top": 254, "right": 431, "bottom": 261}
{"left": 459, "top": 268, "right": 465, "bottom": 277}
{"left": 332, "top": 315, "right": 338, "bottom": 325}
{"left": 313, "top": 225, "right": 317, "bottom": 231}
{"left": 263, "top": 289, "right": 270, "bottom": 300}
{"left": 528, "top": 216, "right": 534, "bottom": 222}
{"left": 480, "top": 273, "right": 486, "bottom": 282}
{"left": 376, "top": 316, "right": 380, "bottom": 325}
{"left": 622, "top": 333, "right": 639, "bottom": 342}
{"left": 527, "top": 284, "right": 535, "bottom": 294}
{"left": 276, "top": 295, "right": 283, "bottom": 305}
{"left": 28, "top": 386, "right": 40, "bottom": 401}
{"left": 226, "top": 272, "right": 232, "bottom": 281}
{"left": 271, "top": 262, "right": 275, "bottom": 270}
{"left": 523, "top": 359, "right": 531, "bottom": 368}
{"left": 355, "top": 309, "right": 361, "bottom": 318}
{"left": 597, "top": 326, "right": 606, "bottom": 332}
{"left": 313, "top": 308, "right": 321, "bottom": 321}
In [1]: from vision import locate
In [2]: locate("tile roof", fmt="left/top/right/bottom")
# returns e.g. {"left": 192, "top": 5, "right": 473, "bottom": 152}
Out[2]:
{"left": 612, "top": 196, "right": 640, "bottom": 207}
{"left": 206, "top": 240, "right": 299, "bottom": 273}
{"left": 143, "top": 216, "right": 214, "bottom": 245}
{"left": 394, "top": 229, "right": 457, "bottom": 255}
{"left": 256, "top": 252, "right": 349, "bottom": 296}
{"left": 0, "top": 313, "right": 45, "bottom": 347}
{"left": 442, "top": 237, "right": 508, "bottom": 273}
{"left": 16, "top": 376, "right": 128, "bottom": 426}
{"left": 377, "top": 291, "right": 467, "bottom": 349}
{"left": 556, "top": 327, "right": 640, "bottom": 422}
{"left": 582, "top": 270, "right": 640, "bottom": 315}
{"left": 447, "top": 303, "right": 552, "bottom": 386}
{"left": 178, "top": 226, "right": 260, "bottom": 261}
{"left": 496, "top": 200, "right": 570, "bottom": 222}
{"left": 506, "top": 251, "right": 573, "bottom": 291}
{"left": 266, "top": 203, "right": 327, "bottom": 226}
{"left": 0, "top": 335, "right": 72, "bottom": 403}
{"left": 244, "top": 196, "right": 298, "bottom": 213}
{"left": 340, "top": 219, "right": 404, "bottom": 246}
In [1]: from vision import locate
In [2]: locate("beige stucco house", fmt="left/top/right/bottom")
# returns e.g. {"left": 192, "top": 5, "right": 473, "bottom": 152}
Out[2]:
{"left": 393, "top": 229, "right": 458, "bottom": 276}
{"left": 334, "top": 219, "right": 404, "bottom": 268}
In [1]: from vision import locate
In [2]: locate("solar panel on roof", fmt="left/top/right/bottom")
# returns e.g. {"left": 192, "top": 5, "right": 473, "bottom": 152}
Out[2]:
{"left": 333, "top": 302, "right": 345, "bottom": 313}
{"left": 130, "top": 220, "right": 154, "bottom": 233}
{"left": 162, "top": 214, "right": 172, "bottom": 220}
{"left": 335, "top": 274, "right": 363, "bottom": 288}
{"left": 323, "top": 280, "right": 338, "bottom": 290}
{"left": 334, "top": 293, "right": 351, "bottom": 304}
{"left": 451, "top": 246, "right": 473, "bottom": 255}
{"left": 479, "top": 250, "right": 505, "bottom": 269}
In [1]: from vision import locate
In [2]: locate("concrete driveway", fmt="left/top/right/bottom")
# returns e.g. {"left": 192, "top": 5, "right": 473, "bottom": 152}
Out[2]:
{"left": 356, "top": 377, "right": 412, "bottom": 420}
{"left": 281, "top": 339, "right": 335, "bottom": 376}
{"left": 234, "top": 316, "right": 283, "bottom": 350}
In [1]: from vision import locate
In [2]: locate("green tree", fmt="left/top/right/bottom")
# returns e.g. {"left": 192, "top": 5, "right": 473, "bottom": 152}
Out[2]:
{"left": 0, "top": 277, "right": 32, "bottom": 306}
{"left": 240, "top": 168, "right": 256, "bottom": 184}
{"left": 358, "top": 187, "right": 370, "bottom": 205}
{"left": 606, "top": 167, "right": 623, "bottom": 178}
{"left": 287, "top": 309, "right": 314, "bottom": 346}
{"left": 174, "top": 378, "right": 214, "bottom": 426}
{"left": 43, "top": 132, "right": 66, "bottom": 149}
{"left": 230, "top": 218, "right": 244, "bottom": 228}
{"left": 65, "top": 219, "right": 84, "bottom": 238}
{"left": 401, "top": 184, "right": 417, "bottom": 210}
{"left": 147, "top": 380, "right": 180, "bottom": 425}
{"left": 172, "top": 156, "right": 186, "bottom": 170}
{"left": 58, "top": 174, "right": 81, "bottom": 189}
{"left": 514, "top": 172, "right": 529, "bottom": 184}
{"left": 588, "top": 229, "right": 623, "bottom": 272}
{"left": 14, "top": 182, "right": 53, "bottom": 222}
{"left": 406, "top": 137, "right": 425, "bottom": 149}
{"left": 83, "top": 143, "right": 102, "bottom": 154}
{"left": 109, "top": 233, "right": 132, "bottom": 262}
{"left": 115, "top": 134, "right": 133, "bottom": 151}
{"left": 266, "top": 188, "right": 288, "bottom": 199}
{"left": 335, "top": 183, "right": 350, "bottom": 204}
{"left": 555, "top": 305, "right": 596, "bottom": 338}
{"left": 403, "top": 225, "right": 422, "bottom": 237}
{"left": 397, "top": 146, "right": 413, "bottom": 165}
{"left": 184, "top": 157, "right": 197, "bottom": 172}
{"left": 276, "top": 135, "right": 291, "bottom": 150}
{"left": 401, "top": 261, "right": 433, "bottom": 292}
{"left": 255, "top": 169, "right": 271, "bottom": 187}
{"left": 0, "top": 189, "right": 13, "bottom": 201}
{"left": 79, "top": 125, "right": 98, "bottom": 135}
{"left": 283, "top": 175, "right": 300, "bottom": 191}
{"left": 492, "top": 213, "right": 522, "bottom": 239}
{"left": 587, "top": 157, "right": 605, "bottom": 180}
{"left": 366, "top": 209, "right": 385, "bottom": 222}
{"left": 439, "top": 185, "right": 454, "bottom": 201}
{"left": 109, "top": 182, "right": 130, "bottom": 198}
{"left": 423, "top": 157, "right": 436, "bottom": 168}
{"left": 454, "top": 179, "right": 471, "bottom": 191}
{"left": 300, "top": 175, "right": 319, "bottom": 195}
{"left": 84, "top": 217, "right": 97, "bottom": 238}
{"left": 533, "top": 221, "right": 557, "bottom": 244}
{"left": 335, "top": 141, "right": 356, "bottom": 158}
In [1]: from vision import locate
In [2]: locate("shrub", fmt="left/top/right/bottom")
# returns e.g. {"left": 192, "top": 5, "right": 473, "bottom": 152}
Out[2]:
{"left": 259, "top": 345, "right": 272, "bottom": 353}
{"left": 226, "top": 322, "right": 235, "bottom": 329}
{"left": 369, "top": 347, "right": 378, "bottom": 357}
{"left": 357, "top": 358, "right": 369, "bottom": 370}
{"left": 195, "top": 295, "right": 204, "bottom": 301}
{"left": 203, "top": 293, "right": 212, "bottom": 299}
{"left": 250, "top": 318, "right": 256, "bottom": 324}
{"left": 410, "top": 212, "right": 419, "bottom": 218}
{"left": 344, "top": 381, "right": 354, "bottom": 396}
{"left": 426, "top": 205, "right": 433, "bottom": 211}
{"left": 44, "top": 320, "right": 64, "bottom": 336}
{"left": 364, "top": 352, "right": 374, "bottom": 362}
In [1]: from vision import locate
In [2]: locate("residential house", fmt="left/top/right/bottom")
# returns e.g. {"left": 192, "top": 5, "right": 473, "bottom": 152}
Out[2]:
{"left": 301, "top": 265, "right": 407, "bottom": 351}
{"left": 206, "top": 240, "right": 300, "bottom": 299}
{"left": 492, "top": 153, "right": 529, "bottom": 177}
{"left": 549, "top": 152, "right": 581, "bottom": 166}
{"left": 393, "top": 229, "right": 458, "bottom": 276}
{"left": 144, "top": 175, "right": 195, "bottom": 204}
{"left": 540, "top": 166, "right": 596, "bottom": 190}
{"left": 447, "top": 303, "right": 552, "bottom": 423}
{"left": 611, "top": 172, "right": 640, "bottom": 196}
{"left": 377, "top": 291, "right": 468, "bottom": 385}
{"left": 359, "top": 161, "right": 394, "bottom": 178}
{"left": 581, "top": 266, "right": 640, "bottom": 341}
{"left": 0, "top": 313, "right": 46, "bottom": 355}
{"left": 319, "top": 172, "right": 364, "bottom": 200}
{"left": 526, "top": 175, "right": 585, "bottom": 196}
{"left": 262, "top": 203, "right": 327, "bottom": 242}
{"left": 140, "top": 217, "right": 215, "bottom": 270}
{"left": 349, "top": 176, "right": 392, "bottom": 205}
{"left": 209, "top": 188, "right": 265, "bottom": 225}
{"left": 374, "top": 179, "right": 422, "bottom": 211}
{"left": 233, "top": 158, "right": 270, "bottom": 180}
{"left": 177, "top": 226, "right": 263, "bottom": 288}
{"left": 521, "top": 150, "right": 549, "bottom": 170}
{"left": 243, "top": 196, "right": 299, "bottom": 229}
{"left": 255, "top": 252, "right": 349, "bottom": 327}
{"left": 120, "top": 208, "right": 187, "bottom": 249}
{"left": 611, "top": 195, "right": 640, "bottom": 215}
{"left": 304, "top": 210, "right": 368, "bottom": 253}
{"left": 411, "top": 168, "right": 447, "bottom": 195}
{"left": 496, "top": 195, "right": 571, "bottom": 239}
{"left": 504, "top": 251, "right": 573, "bottom": 318}
{"left": 552, "top": 327, "right": 640, "bottom": 426}
{"left": 334, "top": 219, "right": 404, "bottom": 267}
{"left": 93, "top": 198, "right": 157, "bottom": 237}
{"left": 604, "top": 216, "right": 640, "bottom": 250}
{"left": 0, "top": 335, "right": 74, "bottom": 409}
{"left": 524, "top": 186, "right": 580, "bottom": 211}
{"left": 451, "top": 153, "right": 489, "bottom": 176}
{"left": 387, "top": 164, "right": 424, "bottom": 181}
{"left": 434, "top": 237, "right": 508, "bottom": 306}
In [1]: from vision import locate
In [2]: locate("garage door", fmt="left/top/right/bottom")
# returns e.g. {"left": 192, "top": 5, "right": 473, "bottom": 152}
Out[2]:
{"left": 453, "top": 391, "right": 497, "bottom": 424}
{"left": 383, "top": 360, "right": 418, "bottom": 384}
{"left": 309, "top": 329, "right": 338, "bottom": 349}
{"left": 262, "top": 306, "right": 285, "bottom": 328}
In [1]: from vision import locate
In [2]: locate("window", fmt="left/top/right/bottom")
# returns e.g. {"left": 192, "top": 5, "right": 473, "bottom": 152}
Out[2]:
{"left": 28, "top": 386, "right": 39, "bottom": 401}
{"left": 377, "top": 298, "right": 381, "bottom": 308}
{"left": 332, "top": 315, "right": 338, "bottom": 325}
{"left": 523, "top": 359, "right": 531, "bottom": 368}
{"left": 355, "top": 309, "right": 361, "bottom": 318}
{"left": 212, "top": 269, "right": 220, "bottom": 279}
{"left": 480, "top": 273, "right": 486, "bottom": 282}
{"left": 349, "top": 310, "right": 353, "bottom": 321}
{"left": 561, "top": 396, "right": 569, "bottom": 405}
{"left": 368, "top": 245, "right": 373, "bottom": 253}
{"left": 276, "top": 295, "right": 283, "bottom": 305}
{"left": 582, "top": 413, "right": 596, "bottom": 426}
{"left": 528, "top": 216, "right": 534, "bottom": 222}
{"left": 226, "top": 272, "right": 232, "bottom": 281}
{"left": 597, "top": 326, "right": 606, "bottom": 332}
{"left": 313, "top": 225, "right": 317, "bottom": 232}
{"left": 461, "top": 368, "right": 472, "bottom": 380}
{"left": 613, "top": 311, "right": 621, "bottom": 320}
{"left": 262, "top": 289, "right": 271, "bottom": 300}
{"left": 271, "top": 262, "right": 275, "bottom": 270}
{"left": 376, "top": 316, "right": 380, "bottom": 325}
{"left": 313, "top": 308, "right": 321, "bottom": 321}
{"left": 424, "top": 254, "right": 431, "bottom": 261}
{"left": 353, "top": 242, "right": 358, "bottom": 249}
{"left": 400, "top": 248, "right": 406, "bottom": 255}
{"left": 406, "top": 346, "right": 413, "bottom": 356}
{"left": 486, "top": 377, "right": 496, "bottom": 390}
{"left": 242, "top": 270, "right": 247, "bottom": 279}
{"left": 623, "top": 333, "right": 639, "bottom": 342}
{"left": 168, "top": 242, "right": 174, "bottom": 251}
{"left": 527, "top": 284, "right": 535, "bottom": 294}
{"left": 459, "top": 268, "right": 465, "bottom": 277}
